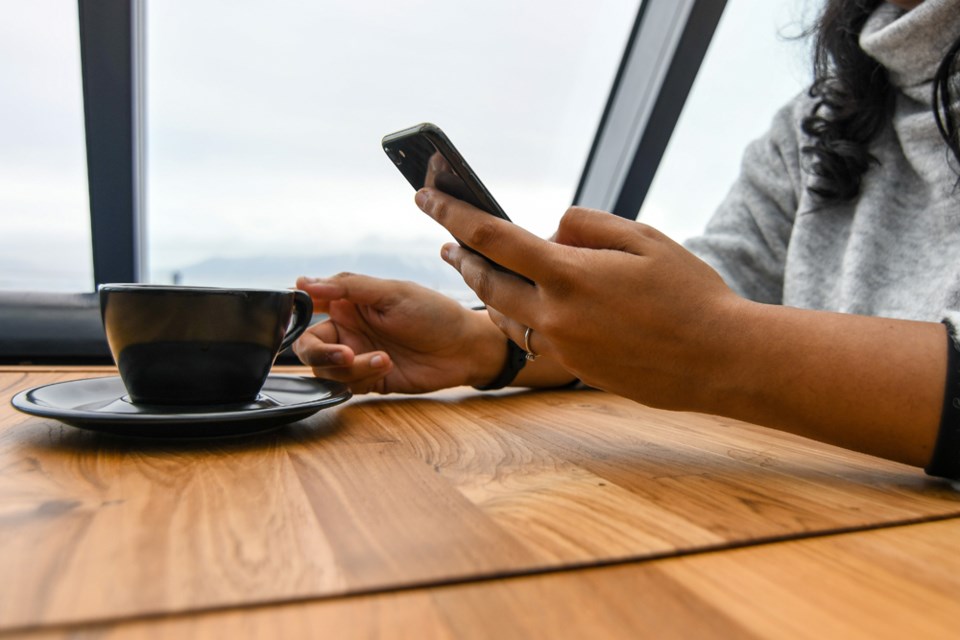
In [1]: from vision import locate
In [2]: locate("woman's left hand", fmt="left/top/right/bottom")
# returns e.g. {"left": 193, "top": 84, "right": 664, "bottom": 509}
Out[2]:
{"left": 414, "top": 187, "right": 744, "bottom": 412}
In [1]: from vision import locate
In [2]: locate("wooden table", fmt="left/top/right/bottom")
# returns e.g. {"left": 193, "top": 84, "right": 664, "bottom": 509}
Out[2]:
{"left": 3, "top": 367, "right": 960, "bottom": 639}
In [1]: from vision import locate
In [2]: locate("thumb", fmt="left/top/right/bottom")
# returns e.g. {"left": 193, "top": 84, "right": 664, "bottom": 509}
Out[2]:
{"left": 554, "top": 206, "right": 662, "bottom": 254}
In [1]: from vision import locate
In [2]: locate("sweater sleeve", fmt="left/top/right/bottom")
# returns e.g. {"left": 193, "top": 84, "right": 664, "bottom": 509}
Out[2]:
{"left": 683, "top": 95, "right": 807, "bottom": 304}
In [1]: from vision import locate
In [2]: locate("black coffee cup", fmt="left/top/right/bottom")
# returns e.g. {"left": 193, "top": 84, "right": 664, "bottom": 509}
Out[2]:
{"left": 99, "top": 284, "right": 313, "bottom": 406}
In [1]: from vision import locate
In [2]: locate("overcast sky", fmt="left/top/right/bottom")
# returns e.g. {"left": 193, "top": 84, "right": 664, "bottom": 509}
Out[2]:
{"left": 0, "top": 0, "right": 818, "bottom": 292}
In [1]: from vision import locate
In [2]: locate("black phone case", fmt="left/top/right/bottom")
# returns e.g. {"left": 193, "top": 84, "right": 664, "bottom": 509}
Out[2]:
{"left": 381, "top": 123, "right": 511, "bottom": 221}
{"left": 382, "top": 123, "right": 532, "bottom": 284}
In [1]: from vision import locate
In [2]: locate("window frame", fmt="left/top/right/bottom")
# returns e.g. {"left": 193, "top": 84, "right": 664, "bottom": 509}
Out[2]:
{"left": 0, "top": 0, "right": 725, "bottom": 364}
{"left": 575, "top": 0, "right": 727, "bottom": 217}
{"left": 81, "top": 0, "right": 146, "bottom": 286}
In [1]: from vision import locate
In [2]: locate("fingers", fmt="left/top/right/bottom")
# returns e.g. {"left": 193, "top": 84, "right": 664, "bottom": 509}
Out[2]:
{"left": 293, "top": 328, "right": 354, "bottom": 367}
{"left": 292, "top": 273, "right": 403, "bottom": 395}
{"left": 441, "top": 243, "right": 540, "bottom": 330}
{"left": 312, "top": 354, "right": 393, "bottom": 394}
{"left": 485, "top": 306, "right": 552, "bottom": 361}
{"left": 295, "top": 329, "right": 393, "bottom": 393}
{"left": 415, "top": 188, "right": 556, "bottom": 283}
{"left": 314, "top": 351, "right": 393, "bottom": 394}
{"left": 553, "top": 206, "right": 663, "bottom": 253}
{"left": 297, "top": 273, "right": 398, "bottom": 311}
{"left": 333, "top": 366, "right": 393, "bottom": 395}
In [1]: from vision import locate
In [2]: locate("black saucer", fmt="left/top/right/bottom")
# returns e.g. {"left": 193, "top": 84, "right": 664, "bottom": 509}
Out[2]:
{"left": 11, "top": 374, "right": 352, "bottom": 438}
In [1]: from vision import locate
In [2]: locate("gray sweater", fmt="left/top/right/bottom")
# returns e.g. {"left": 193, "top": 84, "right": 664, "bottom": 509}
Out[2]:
{"left": 685, "top": 0, "right": 960, "bottom": 330}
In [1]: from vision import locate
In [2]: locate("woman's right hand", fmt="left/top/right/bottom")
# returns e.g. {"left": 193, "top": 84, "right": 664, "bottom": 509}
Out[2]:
{"left": 293, "top": 273, "right": 507, "bottom": 394}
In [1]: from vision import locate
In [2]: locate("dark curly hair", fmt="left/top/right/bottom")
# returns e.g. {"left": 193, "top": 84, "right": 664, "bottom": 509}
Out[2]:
{"left": 801, "top": 0, "right": 960, "bottom": 202}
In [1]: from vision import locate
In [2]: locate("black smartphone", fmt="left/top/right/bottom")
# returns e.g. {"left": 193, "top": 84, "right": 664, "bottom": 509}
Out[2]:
{"left": 382, "top": 122, "right": 511, "bottom": 221}
{"left": 382, "top": 123, "right": 529, "bottom": 281}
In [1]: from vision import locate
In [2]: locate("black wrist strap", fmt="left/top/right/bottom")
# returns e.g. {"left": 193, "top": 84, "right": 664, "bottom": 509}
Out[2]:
{"left": 471, "top": 305, "right": 528, "bottom": 391}
{"left": 473, "top": 339, "right": 528, "bottom": 390}
{"left": 925, "top": 322, "right": 960, "bottom": 479}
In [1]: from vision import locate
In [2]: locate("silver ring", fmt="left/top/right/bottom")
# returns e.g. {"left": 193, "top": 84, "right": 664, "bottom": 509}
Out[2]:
{"left": 523, "top": 326, "right": 540, "bottom": 362}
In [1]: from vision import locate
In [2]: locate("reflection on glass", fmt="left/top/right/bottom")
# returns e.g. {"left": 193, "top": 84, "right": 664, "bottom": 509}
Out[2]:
{"left": 0, "top": 1, "right": 91, "bottom": 291}
{"left": 146, "top": 0, "right": 639, "bottom": 301}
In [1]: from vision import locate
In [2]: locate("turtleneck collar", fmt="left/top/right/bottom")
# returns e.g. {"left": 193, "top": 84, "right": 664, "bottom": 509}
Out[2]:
{"left": 859, "top": 0, "right": 960, "bottom": 96}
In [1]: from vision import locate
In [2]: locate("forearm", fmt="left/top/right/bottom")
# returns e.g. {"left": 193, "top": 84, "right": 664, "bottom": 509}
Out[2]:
{"left": 415, "top": 188, "right": 947, "bottom": 467}
{"left": 703, "top": 299, "right": 946, "bottom": 467}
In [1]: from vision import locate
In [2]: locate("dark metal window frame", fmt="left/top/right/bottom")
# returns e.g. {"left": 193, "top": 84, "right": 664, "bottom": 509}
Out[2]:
{"left": 575, "top": 0, "right": 727, "bottom": 217}
{"left": 0, "top": 0, "right": 725, "bottom": 364}
{"left": 81, "top": 0, "right": 146, "bottom": 286}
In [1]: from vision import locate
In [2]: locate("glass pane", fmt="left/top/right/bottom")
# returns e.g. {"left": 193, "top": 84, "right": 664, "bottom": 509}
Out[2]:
{"left": 640, "top": 0, "right": 820, "bottom": 241}
{"left": 146, "top": 0, "right": 639, "bottom": 301}
{"left": 0, "top": 1, "right": 92, "bottom": 291}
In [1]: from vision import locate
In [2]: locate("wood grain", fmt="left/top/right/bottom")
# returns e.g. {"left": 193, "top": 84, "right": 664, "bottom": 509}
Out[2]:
{"left": 22, "top": 518, "right": 960, "bottom": 640}
{"left": 3, "top": 368, "right": 960, "bottom": 632}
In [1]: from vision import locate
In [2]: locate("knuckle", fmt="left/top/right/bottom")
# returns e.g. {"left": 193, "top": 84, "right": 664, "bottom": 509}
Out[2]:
{"left": 469, "top": 267, "right": 494, "bottom": 301}
{"left": 311, "top": 366, "right": 340, "bottom": 380}
{"left": 634, "top": 222, "right": 660, "bottom": 239}
{"left": 293, "top": 340, "right": 315, "bottom": 364}
{"left": 301, "top": 351, "right": 327, "bottom": 368}
{"left": 429, "top": 196, "right": 449, "bottom": 222}
{"left": 394, "top": 278, "right": 418, "bottom": 294}
{"left": 538, "top": 252, "right": 577, "bottom": 297}
{"left": 559, "top": 206, "right": 585, "bottom": 228}
{"left": 537, "top": 310, "right": 564, "bottom": 338}
{"left": 535, "top": 300, "right": 576, "bottom": 341}
{"left": 492, "top": 312, "right": 512, "bottom": 334}
{"left": 465, "top": 219, "right": 498, "bottom": 250}
{"left": 560, "top": 206, "right": 603, "bottom": 230}
{"left": 548, "top": 277, "right": 574, "bottom": 301}
{"left": 457, "top": 254, "right": 494, "bottom": 300}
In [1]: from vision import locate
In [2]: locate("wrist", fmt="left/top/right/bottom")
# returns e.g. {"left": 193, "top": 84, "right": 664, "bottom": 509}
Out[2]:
{"left": 686, "top": 295, "right": 764, "bottom": 415}
{"left": 464, "top": 309, "right": 514, "bottom": 388}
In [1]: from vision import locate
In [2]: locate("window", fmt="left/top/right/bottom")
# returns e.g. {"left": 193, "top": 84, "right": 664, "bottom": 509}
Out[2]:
{"left": 146, "top": 0, "right": 639, "bottom": 302}
{"left": 0, "top": 1, "right": 92, "bottom": 292}
{"left": 639, "top": 0, "right": 820, "bottom": 240}
{"left": 2, "top": 0, "right": 729, "bottom": 362}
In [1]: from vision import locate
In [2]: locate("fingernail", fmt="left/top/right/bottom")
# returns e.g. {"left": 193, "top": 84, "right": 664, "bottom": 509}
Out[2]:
{"left": 371, "top": 354, "right": 385, "bottom": 368}
{"left": 300, "top": 276, "right": 321, "bottom": 284}
{"left": 330, "top": 351, "right": 345, "bottom": 365}
{"left": 415, "top": 188, "right": 430, "bottom": 209}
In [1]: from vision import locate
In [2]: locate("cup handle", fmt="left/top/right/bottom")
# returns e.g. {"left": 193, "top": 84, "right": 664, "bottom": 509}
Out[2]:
{"left": 279, "top": 290, "right": 314, "bottom": 352}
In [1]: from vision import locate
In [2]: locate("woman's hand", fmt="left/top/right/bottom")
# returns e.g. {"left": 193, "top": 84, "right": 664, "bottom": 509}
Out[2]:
{"left": 414, "top": 187, "right": 950, "bottom": 468}
{"left": 414, "top": 187, "right": 743, "bottom": 412}
{"left": 293, "top": 273, "right": 507, "bottom": 394}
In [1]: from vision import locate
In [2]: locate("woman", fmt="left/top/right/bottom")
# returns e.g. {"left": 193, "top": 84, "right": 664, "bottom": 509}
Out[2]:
{"left": 294, "top": 0, "right": 960, "bottom": 478}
